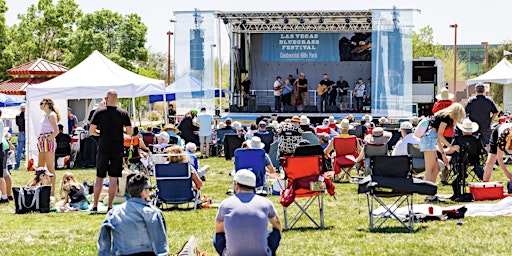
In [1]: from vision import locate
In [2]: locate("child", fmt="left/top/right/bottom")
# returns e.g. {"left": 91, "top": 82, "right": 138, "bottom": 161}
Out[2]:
{"left": 59, "top": 172, "right": 89, "bottom": 211}
{"left": 27, "top": 167, "right": 53, "bottom": 186}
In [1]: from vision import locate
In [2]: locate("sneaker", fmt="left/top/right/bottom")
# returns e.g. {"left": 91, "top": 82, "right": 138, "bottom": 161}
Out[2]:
{"left": 200, "top": 176, "right": 206, "bottom": 181}
{"left": 89, "top": 207, "right": 98, "bottom": 214}
{"left": 199, "top": 155, "right": 204, "bottom": 159}
{"left": 7, "top": 196, "right": 13, "bottom": 201}
{"left": 425, "top": 196, "right": 444, "bottom": 203}
{"left": 0, "top": 198, "right": 9, "bottom": 204}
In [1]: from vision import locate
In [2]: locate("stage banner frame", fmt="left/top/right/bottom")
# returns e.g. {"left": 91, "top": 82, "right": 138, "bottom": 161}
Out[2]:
{"left": 262, "top": 33, "right": 340, "bottom": 62}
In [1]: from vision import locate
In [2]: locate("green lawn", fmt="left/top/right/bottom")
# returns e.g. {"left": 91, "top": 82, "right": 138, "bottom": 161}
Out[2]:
{"left": 1, "top": 157, "right": 511, "bottom": 255}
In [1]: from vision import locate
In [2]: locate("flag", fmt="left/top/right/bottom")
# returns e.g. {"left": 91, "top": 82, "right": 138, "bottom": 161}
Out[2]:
{"left": 504, "top": 50, "right": 512, "bottom": 56}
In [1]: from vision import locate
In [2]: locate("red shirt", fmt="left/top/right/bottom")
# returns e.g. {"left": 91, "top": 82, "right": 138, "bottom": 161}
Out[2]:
{"left": 432, "top": 100, "right": 454, "bottom": 137}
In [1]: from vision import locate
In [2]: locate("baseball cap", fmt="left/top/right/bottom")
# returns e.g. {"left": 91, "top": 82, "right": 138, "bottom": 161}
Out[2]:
{"left": 35, "top": 168, "right": 54, "bottom": 177}
{"left": 476, "top": 83, "right": 485, "bottom": 92}
{"left": 20, "top": 103, "right": 26, "bottom": 108}
{"left": 233, "top": 169, "right": 256, "bottom": 187}
{"left": 258, "top": 120, "right": 266, "bottom": 126}
{"left": 157, "top": 132, "right": 170, "bottom": 142}
{"left": 399, "top": 121, "right": 413, "bottom": 131}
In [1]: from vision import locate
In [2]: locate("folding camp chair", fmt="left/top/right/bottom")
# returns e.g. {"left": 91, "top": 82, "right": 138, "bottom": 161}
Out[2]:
{"left": 407, "top": 143, "right": 425, "bottom": 176}
{"left": 234, "top": 148, "right": 269, "bottom": 195}
{"left": 281, "top": 155, "right": 325, "bottom": 229}
{"left": 301, "top": 132, "right": 320, "bottom": 145}
{"left": 224, "top": 134, "right": 245, "bottom": 160}
{"left": 216, "top": 129, "right": 236, "bottom": 157}
{"left": 332, "top": 137, "right": 360, "bottom": 179}
{"left": 268, "top": 142, "right": 280, "bottom": 170}
{"left": 358, "top": 155, "right": 437, "bottom": 231}
{"left": 153, "top": 162, "right": 200, "bottom": 209}
{"left": 293, "top": 144, "right": 328, "bottom": 173}
{"left": 254, "top": 132, "right": 274, "bottom": 153}
{"left": 363, "top": 143, "right": 388, "bottom": 176}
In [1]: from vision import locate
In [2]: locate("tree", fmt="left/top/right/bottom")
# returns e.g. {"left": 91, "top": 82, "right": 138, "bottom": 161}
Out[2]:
{"left": 136, "top": 49, "right": 168, "bottom": 81}
{"left": 65, "top": 9, "right": 148, "bottom": 70}
{"left": 0, "top": 0, "right": 13, "bottom": 81}
{"left": 8, "top": 0, "right": 82, "bottom": 65}
{"left": 441, "top": 48, "right": 468, "bottom": 86}
{"left": 412, "top": 26, "right": 445, "bottom": 59}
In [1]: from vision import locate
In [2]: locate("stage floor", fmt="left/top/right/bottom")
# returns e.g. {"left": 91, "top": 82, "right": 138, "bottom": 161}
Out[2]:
{"left": 217, "top": 112, "right": 371, "bottom": 126}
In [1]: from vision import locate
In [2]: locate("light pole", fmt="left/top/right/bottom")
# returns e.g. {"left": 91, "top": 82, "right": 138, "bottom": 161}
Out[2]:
{"left": 481, "top": 41, "right": 489, "bottom": 72}
{"left": 166, "top": 31, "right": 174, "bottom": 85}
{"left": 450, "top": 24, "right": 458, "bottom": 101}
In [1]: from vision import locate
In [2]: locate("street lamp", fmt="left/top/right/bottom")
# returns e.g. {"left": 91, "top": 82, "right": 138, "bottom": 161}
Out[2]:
{"left": 166, "top": 31, "right": 174, "bottom": 85}
{"left": 481, "top": 41, "right": 489, "bottom": 72}
{"left": 450, "top": 24, "right": 458, "bottom": 101}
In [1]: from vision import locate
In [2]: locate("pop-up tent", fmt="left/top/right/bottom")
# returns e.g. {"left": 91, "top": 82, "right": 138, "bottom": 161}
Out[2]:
{"left": 25, "top": 50, "right": 165, "bottom": 164}
{"left": 466, "top": 58, "right": 512, "bottom": 86}
{"left": 0, "top": 93, "right": 25, "bottom": 107}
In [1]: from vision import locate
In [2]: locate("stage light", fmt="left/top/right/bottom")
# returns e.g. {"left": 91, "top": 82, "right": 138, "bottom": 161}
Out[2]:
{"left": 223, "top": 18, "right": 228, "bottom": 24}
{"left": 367, "top": 17, "right": 372, "bottom": 23}
{"left": 345, "top": 18, "right": 350, "bottom": 23}
{"left": 265, "top": 19, "right": 270, "bottom": 24}
{"left": 299, "top": 18, "right": 305, "bottom": 24}
{"left": 241, "top": 19, "right": 247, "bottom": 25}
{"left": 283, "top": 18, "right": 288, "bottom": 24}
{"left": 318, "top": 18, "right": 324, "bottom": 24}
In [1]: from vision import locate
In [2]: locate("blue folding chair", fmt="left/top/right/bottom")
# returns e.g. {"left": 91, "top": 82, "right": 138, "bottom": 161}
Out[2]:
{"left": 154, "top": 162, "right": 200, "bottom": 209}
{"left": 234, "top": 148, "right": 269, "bottom": 195}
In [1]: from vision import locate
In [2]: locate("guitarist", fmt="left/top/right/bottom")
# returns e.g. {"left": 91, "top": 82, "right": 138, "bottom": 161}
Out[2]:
{"left": 273, "top": 76, "right": 283, "bottom": 112}
{"left": 317, "top": 73, "right": 334, "bottom": 113}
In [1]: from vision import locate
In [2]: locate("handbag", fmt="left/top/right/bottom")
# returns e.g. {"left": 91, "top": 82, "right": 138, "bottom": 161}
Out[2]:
{"left": 12, "top": 186, "right": 52, "bottom": 214}
{"left": 413, "top": 118, "right": 430, "bottom": 138}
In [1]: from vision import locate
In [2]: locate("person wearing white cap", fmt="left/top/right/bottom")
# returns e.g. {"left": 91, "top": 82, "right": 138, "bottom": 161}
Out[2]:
{"left": 392, "top": 121, "right": 420, "bottom": 156}
{"left": 465, "top": 83, "right": 499, "bottom": 146}
{"left": 214, "top": 169, "right": 282, "bottom": 256}
{"left": 247, "top": 137, "right": 277, "bottom": 174}
{"left": 15, "top": 103, "right": 26, "bottom": 170}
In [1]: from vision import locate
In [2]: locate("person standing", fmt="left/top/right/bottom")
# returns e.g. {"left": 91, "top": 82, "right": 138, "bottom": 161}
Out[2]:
{"left": 338, "top": 77, "right": 350, "bottom": 112}
{"left": 177, "top": 110, "right": 199, "bottom": 145}
{"left": 196, "top": 107, "right": 214, "bottom": 158}
{"left": 37, "top": 99, "right": 61, "bottom": 196}
{"left": 67, "top": 108, "right": 78, "bottom": 134}
{"left": 241, "top": 76, "right": 252, "bottom": 107}
{"left": 14, "top": 103, "right": 26, "bottom": 170}
{"left": 281, "top": 78, "right": 293, "bottom": 106}
{"left": 167, "top": 103, "right": 177, "bottom": 124}
{"left": 354, "top": 78, "right": 366, "bottom": 112}
{"left": 294, "top": 73, "right": 309, "bottom": 109}
{"left": 273, "top": 76, "right": 282, "bottom": 112}
{"left": 465, "top": 83, "right": 499, "bottom": 146}
{"left": 98, "top": 173, "right": 169, "bottom": 255}
{"left": 89, "top": 90, "right": 132, "bottom": 213}
{"left": 318, "top": 73, "right": 334, "bottom": 113}
{"left": 214, "top": 169, "right": 282, "bottom": 256}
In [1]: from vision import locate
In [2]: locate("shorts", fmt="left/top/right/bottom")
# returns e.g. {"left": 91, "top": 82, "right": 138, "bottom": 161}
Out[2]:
{"left": 488, "top": 127, "right": 499, "bottom": 154}
{"left": 96, "top": 150, "right": 123, "bottom": 178}
{"left": 419, "top": 130, "right": 438, "bottom": 152}
{"left": 340, "top": 95, "right": 348, "bottom": 103}
{"left": 37, "top": 133, "right": 56, "bottom": 153}
{"left": 70, "top": 200, "right": 89, "bottom": 211}
{"left": 199, "top": 135, "right": 212, "bottom": 143}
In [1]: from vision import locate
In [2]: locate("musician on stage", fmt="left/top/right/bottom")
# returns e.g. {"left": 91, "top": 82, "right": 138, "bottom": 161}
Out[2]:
{"left": 281, "top": 78, "right": 293, "bottom": 106}
{"left": 273, "top": 76, "right": 283, "bottom": 112}
{"left": 294, "top": 73, "right": 309, "bottom": 109}
{"left": 337, "top": 76, "right": 349, "bottom": 112}
{"left": 241, "top": 76, "right": 252, "bottom": 107}
{"left": 317, "top": 73, "right": 334, "bottom": 113}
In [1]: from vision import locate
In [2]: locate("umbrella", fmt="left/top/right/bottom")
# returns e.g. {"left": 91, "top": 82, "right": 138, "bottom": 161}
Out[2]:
{"left": 0, "top": 93, "right": 26, "bottom": 107}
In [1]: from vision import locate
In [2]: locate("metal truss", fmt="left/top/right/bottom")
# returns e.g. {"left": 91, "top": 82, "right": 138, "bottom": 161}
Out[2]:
{"left": 215, "top": 11, "right": 373, "bottom": 33}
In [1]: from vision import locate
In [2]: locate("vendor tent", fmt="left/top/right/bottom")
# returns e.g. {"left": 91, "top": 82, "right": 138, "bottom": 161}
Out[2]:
{"left": 0, "top": 93, "right": 26, "bottom": 107}
{"left": 25, "top": 50, "right": 165, "bottom": 165}
{"left": 466, "top": 58, "right": 512, "bottom": 86}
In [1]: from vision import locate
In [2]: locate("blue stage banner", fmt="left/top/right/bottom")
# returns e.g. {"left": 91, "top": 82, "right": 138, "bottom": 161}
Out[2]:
{"left": 262, "top": 33, "right": 339, "bottom": 62}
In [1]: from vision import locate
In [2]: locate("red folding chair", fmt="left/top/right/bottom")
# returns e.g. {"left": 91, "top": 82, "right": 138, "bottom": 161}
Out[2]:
{"left": 281, "top": 155, "right": 325, "bottom": 229}
{"left": 332, "top": 137, "right": 360, "bottom": 178}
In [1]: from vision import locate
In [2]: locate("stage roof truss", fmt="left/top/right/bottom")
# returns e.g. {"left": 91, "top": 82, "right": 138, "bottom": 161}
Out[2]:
{"left": 215, "top": 11, "right": 372, "bottom": 33}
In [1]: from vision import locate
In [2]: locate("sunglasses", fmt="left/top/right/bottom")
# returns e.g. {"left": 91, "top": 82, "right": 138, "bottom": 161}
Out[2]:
{"left": 40, "top": 102, "right": 46, "bottom": 105}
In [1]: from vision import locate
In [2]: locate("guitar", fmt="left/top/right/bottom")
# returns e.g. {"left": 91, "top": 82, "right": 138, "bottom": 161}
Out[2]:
{"left": 317, "top": 85, "right": 328, "bottom": 95}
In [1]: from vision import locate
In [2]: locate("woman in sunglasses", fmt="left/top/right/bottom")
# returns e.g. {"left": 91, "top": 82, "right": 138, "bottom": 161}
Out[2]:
{"left": 38, "top": 98, "right": 61, "bottom": 196}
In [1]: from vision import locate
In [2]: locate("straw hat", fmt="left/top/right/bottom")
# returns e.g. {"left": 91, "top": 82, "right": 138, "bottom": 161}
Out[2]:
{"left": 300, "top": 115, "right": 310, "bottom": 125}
{"left": 248, "top": 136, "right": 265, "bottom": 149}
{"left": 378, "top": 116, "right": 388, "bottom": 125}
{"left": 291, "top": 116, "right": 301, "bottom": 123}
{"left": 435, "top": 87, "right": 455, "bottom": 101}
{"left": 365, "top": 127, "right": 392, "bottom": 144}
{"left": 457, "top": 118, "right": 479, "bottom": 133}
{"left": 163, "top": 123, "right": 178, "bottom": 133}
{"left": 339, "top": 119, "right": 353, "bottom": 130}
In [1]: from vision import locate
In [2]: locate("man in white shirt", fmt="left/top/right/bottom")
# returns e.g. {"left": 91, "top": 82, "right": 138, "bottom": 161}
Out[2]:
{"left": 354, "top": 78, "right": 365, "bottom": 112}
{"left": 392, "top": 121, "right": 419, "bottom": 156}
{"left": 273, "top": 76, "right": 282, "bottom": 112}
{"left": 196, "top": 107, "right": 214, "bottom": 158}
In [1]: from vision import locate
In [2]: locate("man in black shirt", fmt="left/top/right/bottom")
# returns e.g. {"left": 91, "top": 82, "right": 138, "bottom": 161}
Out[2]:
{"left": 337, "top": 77, "right": 350, "bottom": 112}
{"left": 167, "top": 104, "right": 177, "bottom": 124}
{"left": 55, "top": 124, "right": 71, "bottom": 156}
{"left": 241, "top": 76, "right": 252, "bottom": 107}
{"left": 465, "top": 83, "right": 498, "bottom": 146}
{"left": 318, "top": 73, "right": 334, "bottom": 113}
{"left": 15, "top": 104, "right": 25, "bottom": 170}
{"left": 89, "top": 90, "right": 132, "bottom": 213}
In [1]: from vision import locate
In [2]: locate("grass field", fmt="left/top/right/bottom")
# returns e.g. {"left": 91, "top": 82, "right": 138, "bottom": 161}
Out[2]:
{"left": 1, "top": 157, "right": 511, "bottom": 256}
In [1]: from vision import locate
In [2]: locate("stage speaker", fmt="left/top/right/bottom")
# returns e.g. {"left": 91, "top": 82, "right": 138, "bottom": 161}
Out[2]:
{"left": 304, "top": 105, "right": 318, "bottom": 113}
{"left": 229, "top": 105, "right": 241, "bottom": 112}
{"left": 325, "top": 105, "right": 339, "bottom": 113}
{"left": 247, "top": 96, "right": 257, "bottom": 113}
{"left": 256, "top": 105, "right": 271, "bottom": 112}
{"left": 283, "top": 105, "right": 296, "bottom": 113}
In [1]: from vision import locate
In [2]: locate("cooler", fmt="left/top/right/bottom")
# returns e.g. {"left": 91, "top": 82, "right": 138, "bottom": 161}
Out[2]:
{"left": 469, "top": 182, "right": 505, "bottom": 201}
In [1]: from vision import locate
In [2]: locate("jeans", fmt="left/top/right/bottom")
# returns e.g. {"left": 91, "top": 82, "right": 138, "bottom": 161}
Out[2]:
{"left": 15, "top": 132, "right": 25, "bottom": 170}
{"left": 274, "top": 96, "right": 281, "bottom": 112}
{"left": 320, "top": 94, "right": 328, "bottom": 112}
{"left": 213, "top": 229, "right": 281, "bottom": 256}
{"left": 355, "top": 97, "right": 364, "bottom": 111}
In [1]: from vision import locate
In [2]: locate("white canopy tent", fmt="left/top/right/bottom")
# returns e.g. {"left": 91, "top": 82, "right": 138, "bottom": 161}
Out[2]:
{"left": 466, "top": 58, "right": 512, "bottom": 112}
{"left": 25, "top": 50, "right": 165, "bottom": 164}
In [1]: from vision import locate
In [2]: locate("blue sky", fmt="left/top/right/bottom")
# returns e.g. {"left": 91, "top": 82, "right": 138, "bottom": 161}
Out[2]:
{"left": 4, "top": 0, "right": 511, "bottom": 53}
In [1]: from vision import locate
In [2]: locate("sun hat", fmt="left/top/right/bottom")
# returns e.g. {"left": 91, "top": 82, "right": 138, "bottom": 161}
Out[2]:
{"left": 248, "top": 136, "right": 265, "bottom": 149}
{"left": 217, "top": 122, "right": 226, "bottom": 129}
{"left": 163, "top": 124, "right": 178, "bottom": 133}
{"left": 232, "top": 121, "right": 242, "bottom": 131}
{"left": 362, "top": 114, "right": 373, "bottom": 122}
{"left": 378, "top": 116, "right": 388, "bottom": 125}
{"left": 35, "top": 168, "right": 54, "bottom": 177}
{"left": 300, "top": 115, "right": 310, "bottom": 125}
{"left": 399, "top": 121, "right": 414, "bottom": 131}
{"left": 157, "top": 132, "right": 170, "bottom": 143}
{"left": 233, "top": 169, "right": 256, "bottom": 187}
{"left": 322, "top": 119, "right": 329, "bottom": 125}
{"left": 20, "top": 103, "right": 26, "bottom": 109}
{"left": 365, "top": 127, "right": 392, "bottom": 144}
{"left": 291, "top": 116, "right": 301, "bottom": 123}
{"left": 339, "top": 119, "right": 353, "bottom": 130}
{"left": 328, "top": 116, "right": 335, "bottom": 124}
{"left": 435, "top": 87, "right": 455, "bottom": 101}
{"left": 457, "top": 118, "right": 479, "bottom": 133}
